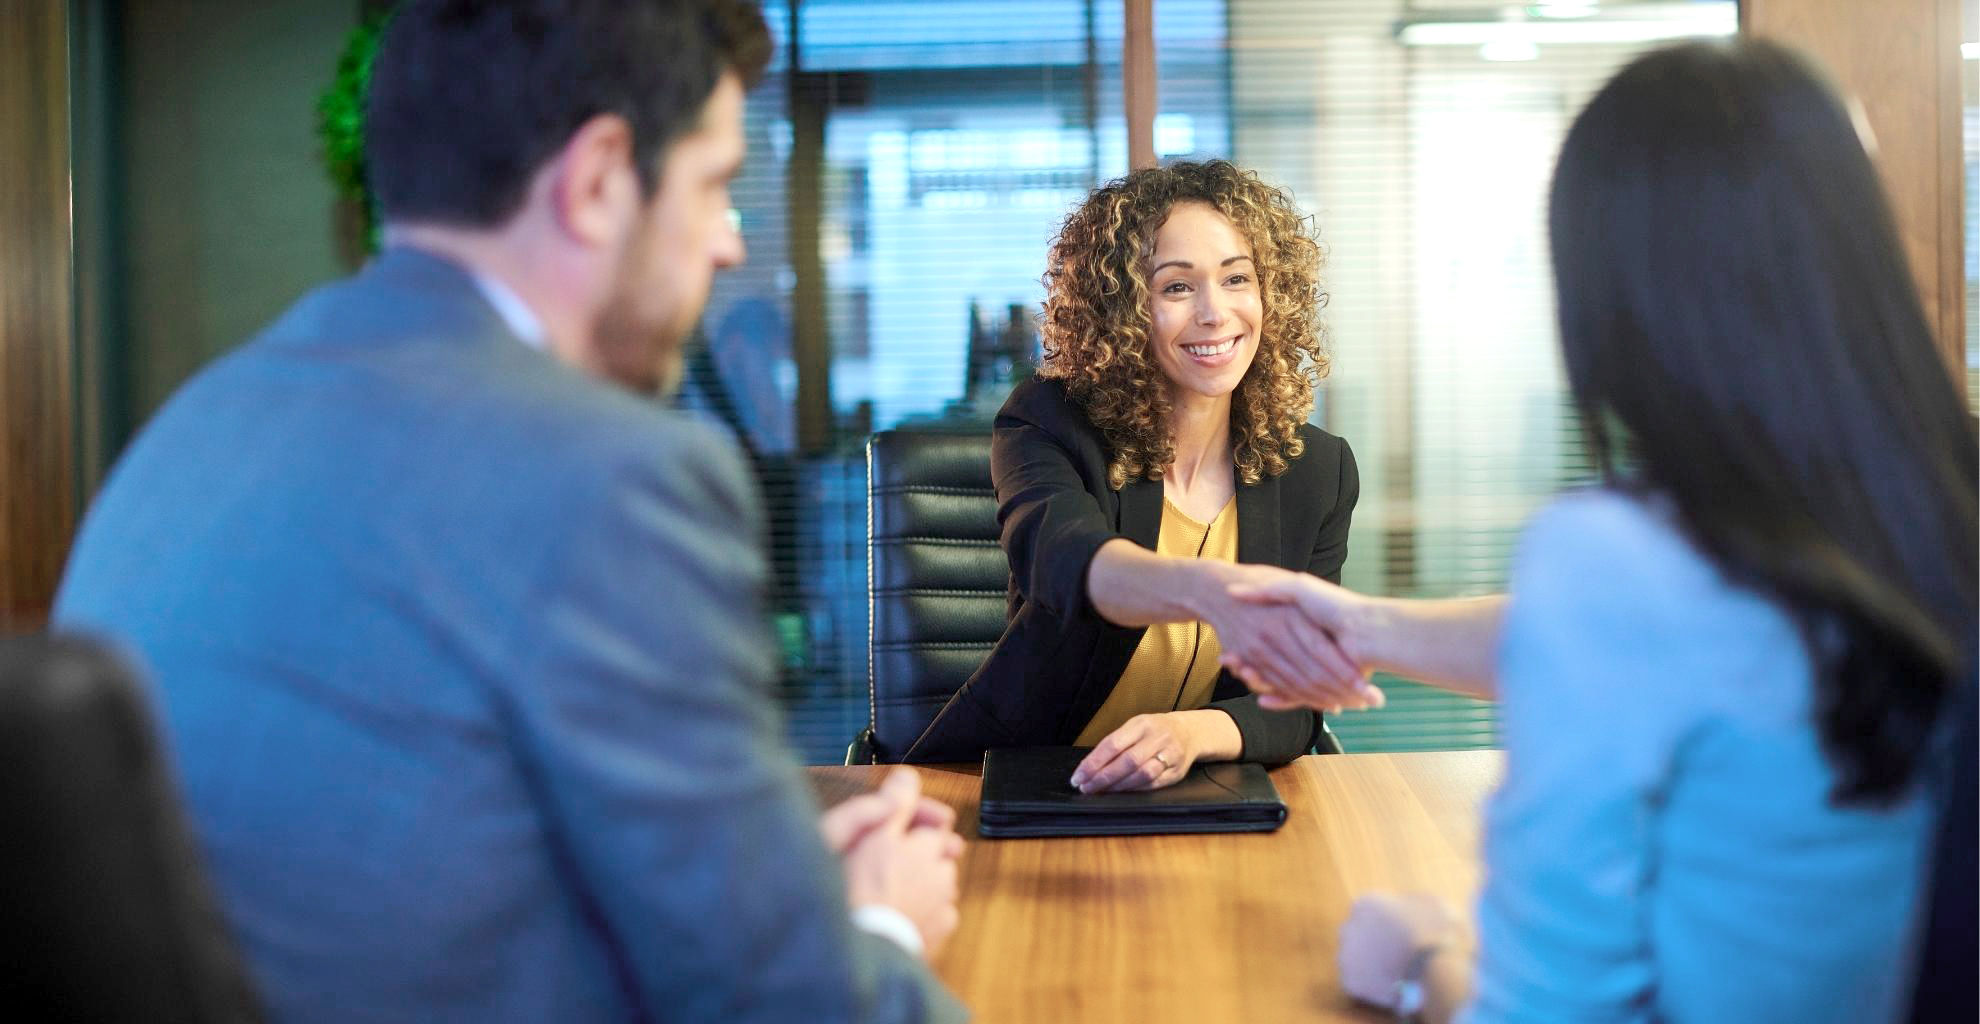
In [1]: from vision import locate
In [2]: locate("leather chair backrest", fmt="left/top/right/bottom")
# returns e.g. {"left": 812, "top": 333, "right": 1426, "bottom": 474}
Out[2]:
{"left": 865, "top": 431, "right": 1007, "bottom": 762}
{"left": 0, "top": 634, "right": 263, "bottom": 1022}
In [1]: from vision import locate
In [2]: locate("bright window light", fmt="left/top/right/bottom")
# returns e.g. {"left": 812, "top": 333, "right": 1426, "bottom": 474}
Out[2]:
{"left": 1480, "top": 40, "right": 1541, "bottom": 62}
{"left": 1154, "top": 113, "right": 1196, "bottom": 156}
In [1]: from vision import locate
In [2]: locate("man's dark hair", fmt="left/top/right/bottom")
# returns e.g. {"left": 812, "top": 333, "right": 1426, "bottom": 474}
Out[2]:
{"left": 367, "top": 0, "right": 772, "bottom": 227}
{"left": 1550, "top": 39, "right": 1978, "bottom": 806}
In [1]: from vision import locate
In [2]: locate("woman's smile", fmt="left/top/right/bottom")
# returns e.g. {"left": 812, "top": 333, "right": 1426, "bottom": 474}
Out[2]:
{"left": 1180, "top": 334, "right": 1245, "bottom": 365}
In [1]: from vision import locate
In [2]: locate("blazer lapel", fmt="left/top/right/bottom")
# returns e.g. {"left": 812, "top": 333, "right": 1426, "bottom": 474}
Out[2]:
{"left": 1235, "top": 467, "right": 1285, "bottom": 568}
{"left": 1117, "top": 476, "right": 1162, "bottom": 548}
{"left": 1058, "top": 477, "right": 1163, "bottom": 742}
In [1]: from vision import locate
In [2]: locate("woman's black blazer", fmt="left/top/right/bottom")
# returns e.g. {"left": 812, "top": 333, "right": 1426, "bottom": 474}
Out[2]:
{"left": 905, "top": 376, "right": 1360, "bottom": 764}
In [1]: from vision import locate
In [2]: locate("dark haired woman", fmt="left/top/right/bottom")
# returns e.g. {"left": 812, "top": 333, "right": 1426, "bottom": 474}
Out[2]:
{"left": 1231, "top": 40, "right": 1977, "bottom": 1022}
{"left": 905, "top": 160, "right": 1379, "bottom": 789}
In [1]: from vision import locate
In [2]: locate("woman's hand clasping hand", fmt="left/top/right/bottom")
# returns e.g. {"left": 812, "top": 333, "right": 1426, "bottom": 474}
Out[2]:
{"left": 1222, "top": 572, "right": 1384, "bottom": 713}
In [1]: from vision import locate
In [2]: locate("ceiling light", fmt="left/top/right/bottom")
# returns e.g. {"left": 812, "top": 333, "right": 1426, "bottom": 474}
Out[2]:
{"left": 1398, "top": 2, "right": 1736, "bottom": 47}
{"left": 1530, "top": 2, "right": 1599, "bottom": 18}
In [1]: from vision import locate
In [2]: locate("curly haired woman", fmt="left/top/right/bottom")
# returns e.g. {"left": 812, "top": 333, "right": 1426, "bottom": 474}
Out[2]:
{"left": 905, "top": 160, "right": 1381, "bottom": 789}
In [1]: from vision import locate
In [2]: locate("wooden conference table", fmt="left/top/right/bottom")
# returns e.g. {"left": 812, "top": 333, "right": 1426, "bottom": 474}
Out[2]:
{"left": 809, "top": 750, "right": 1504, "bottom": 1023}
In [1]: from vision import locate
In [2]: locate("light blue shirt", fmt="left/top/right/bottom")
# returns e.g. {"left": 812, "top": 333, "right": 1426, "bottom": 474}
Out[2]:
{"left": 467, "top": 269, "right": 547, "bottom": 350}
{"left": 1462, "top": 490, "right": 1933, "bottom": 1024}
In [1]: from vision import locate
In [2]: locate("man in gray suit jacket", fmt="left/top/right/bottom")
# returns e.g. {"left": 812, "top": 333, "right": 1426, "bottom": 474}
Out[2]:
{"left": 53, "top": 2, "right": 965, "bottom": 1021}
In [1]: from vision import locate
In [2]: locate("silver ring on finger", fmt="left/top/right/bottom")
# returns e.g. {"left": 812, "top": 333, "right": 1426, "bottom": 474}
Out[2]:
{"left": 1153, "top": 750, "right": 1172, "bottom": 770}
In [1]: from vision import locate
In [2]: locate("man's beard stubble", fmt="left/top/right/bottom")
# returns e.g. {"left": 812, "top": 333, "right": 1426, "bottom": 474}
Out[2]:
{"left": 594, "top": 300, "right": 682, "bottom": 398}
{"left": 592, "top": 247, "right": 690, "bottom": 399}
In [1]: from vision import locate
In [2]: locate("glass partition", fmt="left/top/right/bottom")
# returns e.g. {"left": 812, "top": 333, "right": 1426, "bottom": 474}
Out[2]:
{"left": 690, "top": 0, "right": 1738, "bottom": 763}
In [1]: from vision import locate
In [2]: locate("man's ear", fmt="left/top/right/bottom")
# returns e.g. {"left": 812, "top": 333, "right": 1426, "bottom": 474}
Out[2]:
{"left": 546, "top": 113, "right": 642, "bottom": 248}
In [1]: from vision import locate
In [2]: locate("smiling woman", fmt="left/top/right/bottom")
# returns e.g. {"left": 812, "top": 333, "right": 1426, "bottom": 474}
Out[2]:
{"left": 904, "top": 160, "right": 1378, "bottom": 788}
{"left": 1039, "top": 160, "right": 1327, "bottom": 492}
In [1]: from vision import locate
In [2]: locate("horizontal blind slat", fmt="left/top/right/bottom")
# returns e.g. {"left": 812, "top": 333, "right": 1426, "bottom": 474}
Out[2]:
{"left": 689, "top": 0, "right": 1739, "bottom": 763}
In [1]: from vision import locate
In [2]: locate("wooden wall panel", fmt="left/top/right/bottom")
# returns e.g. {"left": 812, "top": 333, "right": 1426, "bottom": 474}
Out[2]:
{"left": 1742, "top": 0, "right": 1968, "bottom": 374}
{"left": 0, "top": 0, "right": 77, "bottom": 629}
{"left": 1123, "top": 0, "right": 1157, "bottom": 170}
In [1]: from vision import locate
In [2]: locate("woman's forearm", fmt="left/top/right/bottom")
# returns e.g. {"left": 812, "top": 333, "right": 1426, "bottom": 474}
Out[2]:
{"left": 1085, "top": 537, "right": 1235, "bottom": 627}
{"left": 1088, "top": 538, "right": 1382, "bottom": 715}
{"left": 1170, "top": 708, "right": 1243, "bottom": 761}
{"left": 1348, "top": 595, "right": 1507, "bottom": 700}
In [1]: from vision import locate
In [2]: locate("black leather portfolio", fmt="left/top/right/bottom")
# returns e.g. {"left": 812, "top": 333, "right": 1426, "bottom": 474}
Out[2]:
{"left": 977, "top": 747, "right": 1289, "bottom": 838}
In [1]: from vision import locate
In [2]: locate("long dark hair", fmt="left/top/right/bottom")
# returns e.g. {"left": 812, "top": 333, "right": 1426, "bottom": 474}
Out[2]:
{"left": 1549, "top": 39, "right": 1977, "bottom": 805}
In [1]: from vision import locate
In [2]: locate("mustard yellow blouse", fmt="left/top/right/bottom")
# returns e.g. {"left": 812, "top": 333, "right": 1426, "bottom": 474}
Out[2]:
{"left": 1074, "top": 495, "right": 1238, "bottom": 745}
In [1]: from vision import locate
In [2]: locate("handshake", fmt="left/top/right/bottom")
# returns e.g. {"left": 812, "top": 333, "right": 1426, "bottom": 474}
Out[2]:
{"left": 1086, "top": 536, "right": 1442, "bottom": 720}
{"left": 1202, "top": 563, "right": 1388, "bottom": 715}
{"left": 1206, "top": 564, "right": 1502, "bottom": 710}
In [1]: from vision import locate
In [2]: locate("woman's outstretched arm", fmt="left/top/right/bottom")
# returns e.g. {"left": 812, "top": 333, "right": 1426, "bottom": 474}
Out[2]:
{"left": 1226, "top": 577, "right": 1507, "bottom": 701}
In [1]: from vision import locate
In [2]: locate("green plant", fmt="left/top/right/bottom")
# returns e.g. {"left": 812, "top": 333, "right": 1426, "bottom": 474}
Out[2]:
{"left": 316, "top": 12, "right": 390, "bottom": 253}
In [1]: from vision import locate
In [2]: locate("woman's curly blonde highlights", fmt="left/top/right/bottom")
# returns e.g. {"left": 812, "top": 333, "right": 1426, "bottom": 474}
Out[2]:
{"left": 1039, "top": 160, "right": 1328, "bottom": 489}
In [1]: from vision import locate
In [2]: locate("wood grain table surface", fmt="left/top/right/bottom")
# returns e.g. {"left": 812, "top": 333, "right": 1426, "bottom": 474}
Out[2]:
{"left": 808, "top": 750, "right": 1504, "bottom": 1023}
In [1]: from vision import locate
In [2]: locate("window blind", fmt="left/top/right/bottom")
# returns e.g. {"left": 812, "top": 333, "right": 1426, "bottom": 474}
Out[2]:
{"left": 688, "top": 0, "right": 1740, "bottom": 763}
{"left": 683, "top": 1, "right": 1238, "bottom": 763}
{"left": 1224, "top": 0, "right": 1736, "bottom": 753}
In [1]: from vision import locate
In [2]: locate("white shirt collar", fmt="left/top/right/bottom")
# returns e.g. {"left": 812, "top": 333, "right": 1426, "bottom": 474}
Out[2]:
{"left": 468, "top": 271, "right": 548, "bottom": 351}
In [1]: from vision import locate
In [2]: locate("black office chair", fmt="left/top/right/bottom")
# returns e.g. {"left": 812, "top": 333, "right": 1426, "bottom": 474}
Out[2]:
{"left": 0, "top": 634, "right": 264, "bottom": 1022}
{"left": 850, "top": 428, "right": 1346, "bottom": 763}
{"left": 851, "top": 431, "right": 1009, "bottom": 764}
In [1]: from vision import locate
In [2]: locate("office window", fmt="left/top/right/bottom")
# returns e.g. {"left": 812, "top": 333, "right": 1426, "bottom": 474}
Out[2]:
{"left": 689, "top": 1, "right": 1740, "bottom": 763}
{"left": 1227, "top": 0, "right": 1737, "bottom": 750}
{"left": 683, "top": 1, "right": 1231, "bottom": 762}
